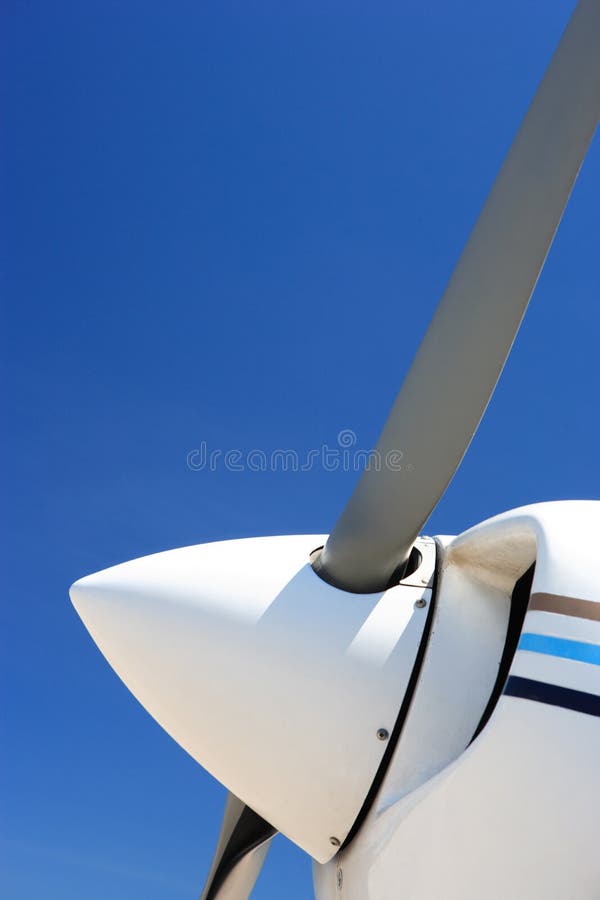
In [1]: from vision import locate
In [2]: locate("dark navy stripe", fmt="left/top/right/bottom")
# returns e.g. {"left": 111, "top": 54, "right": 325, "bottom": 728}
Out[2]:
{"left": 505, "top": 676, "right": 600, "bottom": 718}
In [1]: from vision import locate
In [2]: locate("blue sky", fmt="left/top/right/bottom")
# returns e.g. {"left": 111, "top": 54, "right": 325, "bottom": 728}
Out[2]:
{"left": 2, "top": 1, "right": 598, "bottom": 897}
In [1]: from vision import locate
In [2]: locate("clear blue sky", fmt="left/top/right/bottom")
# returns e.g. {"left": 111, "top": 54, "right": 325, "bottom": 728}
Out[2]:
{"left": 2, "top": 1, "right": 598, "bottom": 897}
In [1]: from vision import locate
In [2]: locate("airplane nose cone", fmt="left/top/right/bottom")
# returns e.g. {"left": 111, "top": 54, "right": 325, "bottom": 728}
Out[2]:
{"left": 70, "top": 535, "right": 432, "bottom": 862}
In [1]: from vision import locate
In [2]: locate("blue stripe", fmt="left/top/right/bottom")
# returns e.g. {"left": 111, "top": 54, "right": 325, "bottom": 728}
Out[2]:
{"left": 518, "top": 633, "right": 600, "bottom": 666}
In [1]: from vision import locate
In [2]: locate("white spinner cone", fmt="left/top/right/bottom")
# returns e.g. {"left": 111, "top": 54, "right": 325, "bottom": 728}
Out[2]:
{"left": 70, "top": 534, "right": 433, "bottom": 861}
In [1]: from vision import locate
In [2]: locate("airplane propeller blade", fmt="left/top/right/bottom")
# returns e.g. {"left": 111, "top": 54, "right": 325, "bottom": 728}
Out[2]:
{"left": 315, "top": 0, "right": 600, "bottom": 593}
{"left": 200, "top": 793, "right": 276, "bottom": 900}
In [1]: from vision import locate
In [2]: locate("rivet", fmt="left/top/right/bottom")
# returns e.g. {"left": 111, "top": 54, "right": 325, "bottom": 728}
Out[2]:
{"left": 330, "top": 836, "right": 341, "bottom": 847}
{"left": 376, "top": 727, "right": 389, "bottom": 741}
{"left": 415, "top": 598, "right": 427, "bottom": 609}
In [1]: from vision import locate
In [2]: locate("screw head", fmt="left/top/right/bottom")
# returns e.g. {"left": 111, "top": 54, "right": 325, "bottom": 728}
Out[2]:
{"left": 329, "top": 836, "right": 341, "bottom": 847}
{"left": 376, "top": 727, "right": 389, "bottom": 741}
{"left": 415, "top": 598, "right": 427, "bottom": 609}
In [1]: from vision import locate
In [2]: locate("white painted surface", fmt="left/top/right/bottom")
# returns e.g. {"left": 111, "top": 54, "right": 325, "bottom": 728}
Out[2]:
{"left": 71, "top": 534, "right": 434, "bottom": 862}
{"left": 372, "top": 540, "right": 510, "bottom": 811}
{"left": 315, "top": 699, "right": 600, "bottom": 899}
{"left": 451, "top": 500, "right": 600, "bottom": 600}
{"left": 525, "top": 610, "right": 600, "bottom": 644}
{"left": 511, "top": 650, "right": 600, "bottom": 694}
{"left": 314, "top": 501, "right": 600, "bottom": 899}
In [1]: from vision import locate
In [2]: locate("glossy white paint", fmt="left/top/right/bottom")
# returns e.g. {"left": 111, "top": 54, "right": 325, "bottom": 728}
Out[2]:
{"left": 314, "top": 501, "right": 600, "bottom": 899}
{"left": 525, "top": 609, "right": 600, "bottom": 645}
{"left": 368, "top": 535, "right": 511, "bottom": 812}
{"left": 70, "top": 534, "right": 434, "bottom": 863}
